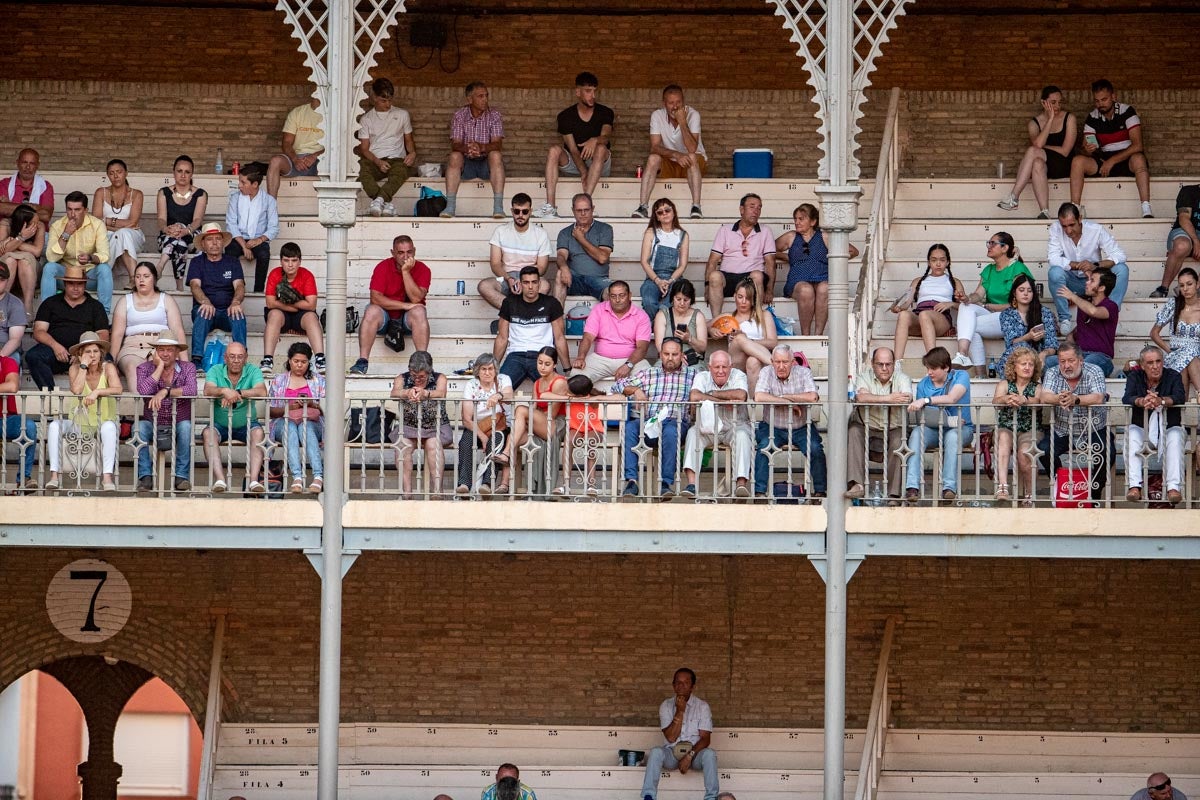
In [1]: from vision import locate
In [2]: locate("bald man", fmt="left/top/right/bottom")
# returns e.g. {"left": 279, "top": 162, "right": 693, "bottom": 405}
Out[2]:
{"left": 434, "top": 795, "right": 455, "bottom": 800}
{"left": 1132, "top": 774, "right": 1187, "bottom": 800}
{"left": 201, "top": 341, "right": 268, "bottom": 494}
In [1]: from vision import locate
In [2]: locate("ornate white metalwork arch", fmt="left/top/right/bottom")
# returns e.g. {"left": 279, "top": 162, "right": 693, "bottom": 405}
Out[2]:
{"left": 767, "top": 0, "right": 912, "bottom": 181}
{"left": 276, "top": 0, "right": 408, "bottom": 176}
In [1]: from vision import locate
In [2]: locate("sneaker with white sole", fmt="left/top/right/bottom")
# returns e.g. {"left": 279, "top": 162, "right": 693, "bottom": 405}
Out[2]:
{"left": 1058, "top": 317, "right": 1076, "bottom": 337}
{"left": 631, "top": 204, "right": 649, "bottom": 219}
{"left": 382, "top": 201, "right": 396, "bottom": 216}
{"left": 689, "top": 205, "right": 703, "bottom": 219}
{"left": 997, "top": 194, "right": 1019, "bottom": 211}
{"left": 349, "top": 357, "right": 369, "bottom": 375}
{"left": 950, "top": 352, "right": 973, "bottom": 368}
{"left": 313, "top": 352, "right": 326, "bottom": 374}
{"left": 259, "top": 355, "right": 274, "bottom": 375}
{"left": 1141, "top": 201, "right": 1154, "bottom": 218}
{"left": 533, "top": 202, "right": 557, "bottom": 218}
{"left": 368, "top": 196, "right": 384, "bottom": 217}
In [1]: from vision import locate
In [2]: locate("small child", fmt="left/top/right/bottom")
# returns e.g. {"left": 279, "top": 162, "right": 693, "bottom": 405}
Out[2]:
{"left": 559, "top": 374, "right": 605, "bottom": 497}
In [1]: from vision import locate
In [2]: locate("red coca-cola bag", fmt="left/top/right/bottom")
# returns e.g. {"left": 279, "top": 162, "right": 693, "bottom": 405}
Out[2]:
{"left": 1053, "top": 467, "right": 1093, "bottom": 508}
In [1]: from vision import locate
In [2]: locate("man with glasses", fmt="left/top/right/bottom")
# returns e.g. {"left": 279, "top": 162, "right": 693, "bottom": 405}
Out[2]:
{"left": 1132, "top": 774, "right": 1186, "bottom": 800}
{"left": 572, "top": 280, "right": 651, "bottom": 382}
{"left": 704, "top": 193, "right": 776, "bottom": 317}
{"left": 357, "top": 77, "right": 417, "bottom": 218}
{"left": 1123, "top": 345, "right": 1185, "bottom": 505}
{"left": 1047, "top": 201, "right": 1129, "bottom": 336}
{"left": 479, "top": 194, "right": 552, "bottom": 333}
{"left": 201, "top": 341, "right": 268, "bottom": 495}
{"left": 753, "top": 344, "right": 826, "bottom": 501}
{"left": 845, "top": 347, "right": 913, "bottom": 504}
{"left": 0, "top": 148, "right": 53, "bottom": 223}
{"left": 553, "top": 192, "right": 613, "bottom": 304}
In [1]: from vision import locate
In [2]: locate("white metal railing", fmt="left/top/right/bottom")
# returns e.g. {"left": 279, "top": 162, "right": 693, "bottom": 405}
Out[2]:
{"left": 6, "top": 390, "right": 1196, "bottom": 509}
{"left": 853, "top": 614, "right": 900, "bottom": 800}
{"left": 852, "top": 87, "right": 904, "bottom": 375}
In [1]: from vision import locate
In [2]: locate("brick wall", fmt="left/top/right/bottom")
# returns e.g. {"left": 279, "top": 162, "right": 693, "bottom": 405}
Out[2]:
{"left": 1, "top": 4, "right": 1196, "bottom": 91}
{"left": 2, "top": 549, "right": 1197, "bottom": 731}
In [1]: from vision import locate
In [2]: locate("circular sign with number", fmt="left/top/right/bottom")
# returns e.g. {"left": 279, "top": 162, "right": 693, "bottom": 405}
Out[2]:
{"left": 46, "top": 559, "right": 132, "bottom": 643}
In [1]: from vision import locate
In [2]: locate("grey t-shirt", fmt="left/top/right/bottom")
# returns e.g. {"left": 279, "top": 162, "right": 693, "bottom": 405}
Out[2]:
{"left": 0, "top": 292, "right": 27, "bottom": 349}
{"left": 1131, "top": 790, "right": 1187, "bottom": 800}
{"left": 557, "top": 220, "right": 614, "bottom": 278}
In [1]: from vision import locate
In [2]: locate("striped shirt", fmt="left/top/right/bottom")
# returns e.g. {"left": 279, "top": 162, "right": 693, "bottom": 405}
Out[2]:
{"left": 612, "top": 365, "right": 697, "bottom": 421}
{"left": 450, "top": 105, "right": 504, "bottom": 145}
{"left": 1083, "top": 102, "right": 1140, "bottom": 155}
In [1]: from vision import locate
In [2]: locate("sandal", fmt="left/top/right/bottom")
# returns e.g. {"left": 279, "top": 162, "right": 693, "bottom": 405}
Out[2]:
{"left": 1020, "top": 495, "right": 1035, "bottom": 508}
{"left": 290, "top": 479, "right": 305, "bottom": 494}
{"left": 994, "top": 483, "right": 1009, "bottom": 501}
{"left": 308, "top": 478, "right": 323, "bottom": 494}
{"left": 495, "top": 483, "right": 510, "bottom": 495}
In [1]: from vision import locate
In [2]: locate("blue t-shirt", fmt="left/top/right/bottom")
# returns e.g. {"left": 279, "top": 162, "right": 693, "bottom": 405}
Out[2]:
{"left": 916, "top": 369, "right": 973, "bottom": 428}
{"left": 186, "top": 254, "right": 244, "bottom": 310}
{"left": 556, "top": 220, "right": 614, "bottom": 278}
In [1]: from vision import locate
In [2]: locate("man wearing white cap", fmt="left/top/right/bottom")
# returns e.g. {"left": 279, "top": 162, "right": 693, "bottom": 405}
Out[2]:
{"left": 135, "top": 335, "right": 197, "bottom": 493}
{"left": 187, "top": 222, "right": 247, "bottom": 367}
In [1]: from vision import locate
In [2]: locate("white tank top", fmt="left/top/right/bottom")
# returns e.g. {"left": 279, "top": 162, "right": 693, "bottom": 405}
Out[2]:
{"left": 915, "top": 272, "right": 954, "bottom": 304}
{"left": 124, "top": 292, "right": 169, "bottom": 336}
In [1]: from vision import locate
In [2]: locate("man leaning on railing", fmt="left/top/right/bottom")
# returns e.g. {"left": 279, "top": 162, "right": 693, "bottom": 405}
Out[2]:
{"left": 1123, "top": 344, "right": 1185, "bottom": 505}
{"left": 845, "top": 346, "right": 912, "bottom": 505}
{"left": 135, "top": 336, "right": 196, "bottom": 494}
{"left": 1036, "top": 341, "right": 1109, "bottom": 503}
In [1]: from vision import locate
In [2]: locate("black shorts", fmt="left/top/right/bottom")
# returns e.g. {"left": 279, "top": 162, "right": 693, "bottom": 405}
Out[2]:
{"left": 711, "top": 270, "right": 760, "bottom": 298}
{"left": 267, "top": 308, "right": 315, "bottom": 333}
{"left": 1088, "top": 152, "right": 1145, "bottom": 178}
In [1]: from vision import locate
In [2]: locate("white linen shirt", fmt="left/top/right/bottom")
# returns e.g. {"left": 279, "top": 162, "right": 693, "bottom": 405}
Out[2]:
{"left": 693, "top": 367, "right": 750, "bottom": 426}
{"left": 658, "top": 694, "right": 713, "bottom": 745}
{"left": 1047, "top": 219, "right": 1127, "bottom": 276}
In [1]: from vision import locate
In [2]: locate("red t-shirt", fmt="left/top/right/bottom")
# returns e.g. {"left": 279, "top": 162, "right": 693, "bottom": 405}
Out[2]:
{"left": 1, "top": 356, "right": 18, "bottom": 416}
{"left": 265, "top": 266, "right": 319, "bottom": 300}
{"left": 369, "top": 258, "right": 431, "bottom": 319}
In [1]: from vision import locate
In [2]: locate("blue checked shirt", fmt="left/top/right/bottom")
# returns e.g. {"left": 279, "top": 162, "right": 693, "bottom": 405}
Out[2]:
{"left": 612, "top": 364, "right": 698, "bottom": 421}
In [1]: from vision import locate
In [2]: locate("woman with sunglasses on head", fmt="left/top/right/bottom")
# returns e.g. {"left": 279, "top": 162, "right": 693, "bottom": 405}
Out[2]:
{"left": 775, "top": 202, "right": 859, "bottom": 336}
{"left": 638, "top": 197, "right": 690, "bottom": 318}
{"left": 955, "top": 232, "right": 1033, "bottom": 376}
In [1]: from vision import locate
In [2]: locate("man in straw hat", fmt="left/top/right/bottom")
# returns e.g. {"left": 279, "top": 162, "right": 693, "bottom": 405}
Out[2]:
{"left": 27, "top": 264, "right": 109, "bottom": 389}
{"left": 134, "top": 335, "right": 197, "bottom": 493}
{"left": 187, "top": 222, "right": 247, "bottom": 369}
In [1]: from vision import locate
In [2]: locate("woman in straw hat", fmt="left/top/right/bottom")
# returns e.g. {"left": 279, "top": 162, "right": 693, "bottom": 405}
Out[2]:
{"left": 45, "top": 331, "right": 122, "bottom": 491}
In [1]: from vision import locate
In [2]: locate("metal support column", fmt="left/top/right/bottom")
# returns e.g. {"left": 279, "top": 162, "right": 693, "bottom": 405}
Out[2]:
{"left": 196, "top": 613, "right": 226, "bottom": 800}
{"left": 316, "top": 1, "right": 354, "bottom": 797}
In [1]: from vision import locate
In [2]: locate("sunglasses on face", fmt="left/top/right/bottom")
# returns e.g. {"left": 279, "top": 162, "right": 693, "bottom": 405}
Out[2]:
{"left": 512, "top": 209, "right": 531, "bottom": 216}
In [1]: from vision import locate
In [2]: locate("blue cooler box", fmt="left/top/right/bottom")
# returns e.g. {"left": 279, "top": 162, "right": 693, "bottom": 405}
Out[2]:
{"left": 733, "top": 148, "right": 774, "bottom": 178}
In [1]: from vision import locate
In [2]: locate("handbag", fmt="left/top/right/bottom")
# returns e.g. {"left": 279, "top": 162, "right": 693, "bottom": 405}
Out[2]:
{"left": 920, "top": 404, "right": 959, "bottom": 429}
{"left": 320, "top": 305, "right": 360, "bottom": 334}
{"left": 414, "top": 186, "right": 448, "bottom": 217}
{"left": 275, "top": 276, "right": 304, "bottom": 306}
{"left": 384, "top": 318, "right": 406, "bottom": 352}
{"left": 347, "top": 405, "right": 397, "bottom": 444}
{"left": 477, "top": 410, "right": 508, "bottom": 436}
{"left": 202, "top": 335, "right": 227, "bottom": 373}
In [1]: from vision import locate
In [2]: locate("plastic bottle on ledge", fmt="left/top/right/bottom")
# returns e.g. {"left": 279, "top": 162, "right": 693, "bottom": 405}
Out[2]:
{"left": 870, "top": 480, "right": 884, "bottom": 507}
{"left": 215, "top": 147, "right": 224, "bottom": 175}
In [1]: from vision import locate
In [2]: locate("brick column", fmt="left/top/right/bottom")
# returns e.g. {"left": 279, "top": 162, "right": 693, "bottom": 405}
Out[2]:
{"left": 41, "top": 656, "right": 154, "bottom": 800}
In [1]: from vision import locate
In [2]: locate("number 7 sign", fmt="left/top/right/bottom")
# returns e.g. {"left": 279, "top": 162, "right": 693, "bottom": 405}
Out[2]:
{"left": 46, "top": 559, "right": 132, "bottom": 643}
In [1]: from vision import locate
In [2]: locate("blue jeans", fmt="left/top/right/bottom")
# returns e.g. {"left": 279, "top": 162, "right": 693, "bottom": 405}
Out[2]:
{"left": 641, "top": 744, "right": 719, "bottom": 800}
{"left": 42, "top": 261, "right": 114, "bottom": 317}
{"left": 753, "top": 421, "right": 827, "bottom": 494}
{"left": 905, "top": 424, "right": 974, "bottom": 493}
{"left": 190, "top": 306, "right": 248, "bottom": 359}
{"left": 623, "top": 417, "right": 685, "bottom": 490}
{"left": 1047, "top": 263, "right": 1128, "bottom": 323}
{"left": 1043, "top": 350, "right": 1114, "bottom": 378}
{"left": 500, "top": 351, "right": 542, "bottom": 390}
{"left": 567, "top": 273, "right": 610, "bottom": 300}
{"left": 272, "top": 417, "right": 324, "bottom": 480}
{"left": 4, "top": 414, "right": 37, "bottom": 479}
{"left": 136, "top": 419, "right": 193, "bottom": 480}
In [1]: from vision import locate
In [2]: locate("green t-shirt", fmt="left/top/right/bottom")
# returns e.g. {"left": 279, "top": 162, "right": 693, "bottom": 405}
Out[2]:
{"left": 205, "top": 363, "right": 265, "bottom": 430}
{"left": 979, "top": 260, "right": 1034, "bottom": 306}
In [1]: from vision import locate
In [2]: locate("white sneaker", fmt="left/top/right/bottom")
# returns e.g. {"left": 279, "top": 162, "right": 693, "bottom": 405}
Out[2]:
{"left": 1059, "top": 317, "right": 1077, "bottom": 337}
{"left": 1141, "top": 201, "right": 1154, "bottom": 218}
{"left": 382, "top": 201, "right": 396, "bottom": 216}
{"left": 997, "top": 194, "right": 1019, "bottom": 211}
{"left": 212, "top": 479, "right": 227, "bottom": 493}
{"left": 950, "top": 353, "right": 973, "bottom": 368}
{"left": 368, "top": 197, "right": 384, "bottom": 217}
{"left": 532, "top": 202, "right": 557, "bottom": 218}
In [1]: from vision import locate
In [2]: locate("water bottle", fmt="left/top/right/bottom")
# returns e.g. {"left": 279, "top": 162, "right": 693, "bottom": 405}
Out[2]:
{"left": 870, "top": 480, "right": 884, "bottom": 508}
{"left": 215, "top": 147, "right": 224, "bottom": 174}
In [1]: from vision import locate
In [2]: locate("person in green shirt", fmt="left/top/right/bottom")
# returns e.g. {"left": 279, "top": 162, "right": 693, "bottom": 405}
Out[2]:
{"left": 954, "top": 231, "right": 1034, "bottom": 376}
{"left": 201, "top": 341, "right": 268, "bottom": 493}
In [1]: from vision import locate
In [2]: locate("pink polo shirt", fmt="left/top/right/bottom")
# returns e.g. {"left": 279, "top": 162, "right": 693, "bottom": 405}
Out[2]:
{"left": 710, "top": 222, "right": 775, "bottom": 275}
{"left": 0, "top": 175, "right": 53, "bottom": 211}
{"left": 583, "top": 301, "right": 652, "bottom": 359}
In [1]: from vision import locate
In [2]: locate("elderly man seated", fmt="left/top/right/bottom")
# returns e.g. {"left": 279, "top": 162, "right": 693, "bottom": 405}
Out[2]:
{"left": 753, "top": 344, "right": 826, "bottom": 500}
{"left": 202, "top": 341, "right": 268, "bottom": 495}
{"left": 845, "top": 347, "right": 913, "bottom": 504}
{"left": 1036, "top": 341, "right": 1109, "bottom": 502}
{"left": 613, "top": 337, "right": 698, "bottom": 499}
{"left": 680, "top": 351, "right": 752, "bottom": 499}
{"left": 1123, "top": 345, "right": 1185, "bottom": 505}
